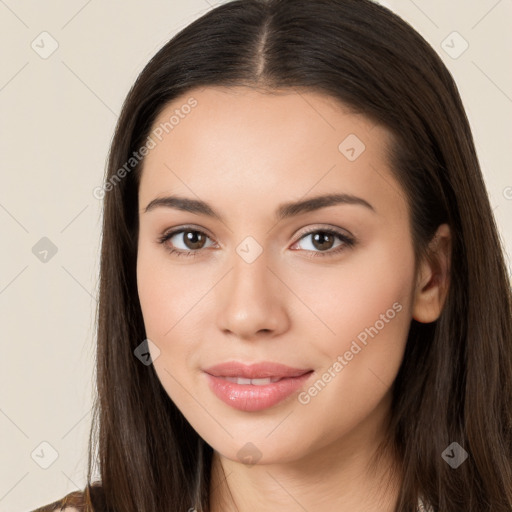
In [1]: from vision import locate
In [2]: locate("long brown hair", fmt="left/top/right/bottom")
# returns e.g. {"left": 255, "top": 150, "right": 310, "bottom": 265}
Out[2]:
{"left": 45, "top": 0, "right": 512, "bottom": 510}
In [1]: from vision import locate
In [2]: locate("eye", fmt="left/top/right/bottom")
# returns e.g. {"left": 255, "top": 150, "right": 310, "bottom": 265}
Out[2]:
{"left": 291, "top": 226, "right": 355, "bottom": 258}
{"left": 157, "top": 227, "right": 216, "bottom": 258}
{"left": 157, "top": 225, "right": 356, "bottom": 259}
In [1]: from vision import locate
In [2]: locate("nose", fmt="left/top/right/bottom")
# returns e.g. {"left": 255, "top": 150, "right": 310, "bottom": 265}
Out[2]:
{"left": 215, "top": 244, "right": 290, "bottom": 341}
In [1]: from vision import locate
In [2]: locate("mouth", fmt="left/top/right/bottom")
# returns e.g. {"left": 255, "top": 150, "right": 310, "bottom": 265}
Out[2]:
{"left": 203, "top": 361, "right": 314, "bottom": 412}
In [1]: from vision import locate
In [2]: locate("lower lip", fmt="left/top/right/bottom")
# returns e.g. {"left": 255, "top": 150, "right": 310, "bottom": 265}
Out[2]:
{"left": 204, "top": 371, "right": 314, "bottom": 412}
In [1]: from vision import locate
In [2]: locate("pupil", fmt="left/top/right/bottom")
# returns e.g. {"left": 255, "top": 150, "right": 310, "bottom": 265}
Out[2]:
{"left": 313, "top": 232, "right": 333, "bottom": 251}
{"left": 186, "top": 231, "right": 204, "bottom": 250}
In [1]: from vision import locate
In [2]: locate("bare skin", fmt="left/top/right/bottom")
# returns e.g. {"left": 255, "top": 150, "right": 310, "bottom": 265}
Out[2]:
{"left": 136, "top": 86, "right": 451, "bottom": 511}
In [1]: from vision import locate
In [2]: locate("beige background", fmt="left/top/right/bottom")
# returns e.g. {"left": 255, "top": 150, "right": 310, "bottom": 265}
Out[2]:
{"left": 0, "top": 0, "right": 511, "bottom": 510}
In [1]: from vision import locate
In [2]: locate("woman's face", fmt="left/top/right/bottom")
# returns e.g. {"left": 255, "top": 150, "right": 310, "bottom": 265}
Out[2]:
{"left": 136, "top": 86, "right": 420, "bottom": 465}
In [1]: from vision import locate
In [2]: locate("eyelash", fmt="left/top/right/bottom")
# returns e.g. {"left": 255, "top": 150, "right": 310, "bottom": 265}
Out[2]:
{"left": 157, "top": 225, "right": 356, "bottom": 259}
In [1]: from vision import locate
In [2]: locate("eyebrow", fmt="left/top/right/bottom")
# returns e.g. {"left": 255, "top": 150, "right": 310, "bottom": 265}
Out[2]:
{"left": 143, "top": 193, "right": 376, "bottom": 222}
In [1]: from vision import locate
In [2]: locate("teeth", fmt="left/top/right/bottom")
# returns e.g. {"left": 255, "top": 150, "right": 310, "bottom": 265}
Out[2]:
{"left": 223, "top": 376, "right": 282, "bottom": 385}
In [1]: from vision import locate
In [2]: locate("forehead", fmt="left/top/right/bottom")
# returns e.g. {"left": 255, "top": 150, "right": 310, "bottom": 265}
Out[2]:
{"left": 138, "top": 86, "right": 406, "bottom": 221}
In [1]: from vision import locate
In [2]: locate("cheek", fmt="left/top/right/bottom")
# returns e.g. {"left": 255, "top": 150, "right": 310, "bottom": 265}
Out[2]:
{"left": 136, "top": 242, "right": 214, "bottom": 402}
{"left": 295, "top": 234, "right": 415, "bottom": 341}
{"left": 296, "top": 236, "right": 415, "bottom": 412}
{"left": 136, "top": 248, "right": 203, "bottom": 410}
{"left": 136, "top": 241, "right": 211, "bottom": 340}
{"left": 136, "top": 254, "right": 169, "bottom": 339}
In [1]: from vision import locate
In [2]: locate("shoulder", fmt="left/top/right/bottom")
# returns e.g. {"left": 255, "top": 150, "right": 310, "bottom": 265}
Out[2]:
{"left": 31, "top": 483, "right": 104, "bottom": 512}
{"left": 31, "top": 490, "right": 84, "bottom": 511}
{"left": 31, "top": 497, "right": 82, "bottom": 511}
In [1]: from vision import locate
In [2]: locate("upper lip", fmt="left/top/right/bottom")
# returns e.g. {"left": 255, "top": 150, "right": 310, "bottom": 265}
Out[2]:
{"left": 203, "top": 361, "right": 312, "bottom": 379}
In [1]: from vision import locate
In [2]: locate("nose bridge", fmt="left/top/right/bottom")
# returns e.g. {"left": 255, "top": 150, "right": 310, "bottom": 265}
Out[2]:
{"left": 216, "top": 234, "right": 288, "bottom": 337}
{"left": 229, "top": 234, "right": 274, "bottom": 300}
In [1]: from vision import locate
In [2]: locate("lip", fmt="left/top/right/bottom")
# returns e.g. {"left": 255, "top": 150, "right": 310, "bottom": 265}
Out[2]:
{"left": 203, "top": 361, "right": 314, "bottom": 412}
{"left": 203, "top": 361, "right": 312, "bottom": 379}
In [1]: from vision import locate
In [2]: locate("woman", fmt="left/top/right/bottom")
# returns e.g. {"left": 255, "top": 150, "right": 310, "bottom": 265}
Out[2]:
{"left": 32, "top": 0, "right": 512, "bottom": 510}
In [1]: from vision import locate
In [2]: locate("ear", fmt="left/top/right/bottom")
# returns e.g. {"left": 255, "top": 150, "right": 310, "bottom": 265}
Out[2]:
{"left": 412, "top": 223, "right": 452, "bottom": 323}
